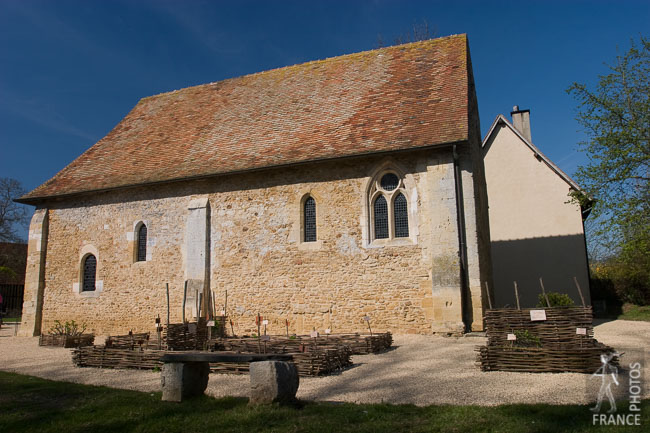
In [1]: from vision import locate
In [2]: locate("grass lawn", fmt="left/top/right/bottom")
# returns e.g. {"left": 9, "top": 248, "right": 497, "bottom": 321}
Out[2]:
{"left": 617, "top": 304, "right": 650, "bottom": 321}
{"left": 0, "top": 371, "right": 647, "bottom": 433}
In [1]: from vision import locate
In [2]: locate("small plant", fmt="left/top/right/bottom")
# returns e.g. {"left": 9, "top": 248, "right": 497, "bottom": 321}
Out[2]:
{"left": 289, "top": 335, "right": 297, "bottom": 340}
{"left": 513, "top": 329, "right": 541, "bottom": 348}
{"left": 49, "top": 320, "right": 87, "bottom": 336}
{"left": 536, "top": 292, "right": 575, "bottom": 308}
{"left": 152, "top": 366, "right": 161, "bottom": 372}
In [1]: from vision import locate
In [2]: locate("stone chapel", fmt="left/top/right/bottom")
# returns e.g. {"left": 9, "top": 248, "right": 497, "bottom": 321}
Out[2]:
{"left": 17, "top": 34, "right": 493, "bottom": 337}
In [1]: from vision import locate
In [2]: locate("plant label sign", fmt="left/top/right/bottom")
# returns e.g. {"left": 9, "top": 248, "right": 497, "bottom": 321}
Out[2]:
{"left": 220, "top": 311, "right": 226, "bottom": 316}
{"left": 310, "top": 331, "right": 319, "bottom": 338}
{"left": 363, "top": 316, "right": 370, "bottom": 322}
{"left": 325, "top": 328, "right": 331, "bottom": 334}
{"left": 207, "top": 321, "right": 215, "bottom": 327}
{"left": 529, "top": 310, "right": 547, "bottom": 321}
{"left": 507, "top": 333, "right": 517, "bottom": 341}
{"left": 262, "top": 320, "right": 269, "bottom": 326}
{"left": 260, "top": 335, "right": 270, "bottom": 341}
{"left": 576, "top": 327, "right": 587, "bottom": 335}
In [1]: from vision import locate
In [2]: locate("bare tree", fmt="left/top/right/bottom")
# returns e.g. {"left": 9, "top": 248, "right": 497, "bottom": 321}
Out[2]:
{"left": 377, "top": 20, "right": 438, "bottom": 48}
{"left": 0, "top": 177, "right": 28, "bottom": 242}
{"left": 393, "top": 20, "right": 437, "bottom": 45}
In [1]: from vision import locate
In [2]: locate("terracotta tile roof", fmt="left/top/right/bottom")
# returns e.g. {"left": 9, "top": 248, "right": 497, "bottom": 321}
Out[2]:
{"left": 21, "top": 34, "right": 471, "bottom": 203}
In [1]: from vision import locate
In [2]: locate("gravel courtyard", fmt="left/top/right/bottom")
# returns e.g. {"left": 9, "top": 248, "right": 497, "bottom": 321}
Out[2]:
{"left": 1, "top": 319, "right": 648, "bottom": 406}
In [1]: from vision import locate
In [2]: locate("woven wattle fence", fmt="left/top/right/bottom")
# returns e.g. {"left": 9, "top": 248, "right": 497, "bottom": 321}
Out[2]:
{"left": 39, "top": 334, "right": 94, "bottom": 348}
{"left": 72, "top": 346, "right": 165, "bottom": 370}
{"left": 208, "top": 346, "right": 353, "bottom": 376}
{"left": 477, "top": 307, "right": 618, "bottom": 373}
{"left": 213, "top": 332, "right": 392, "bottom": 356}
{"left": 105, "top": 332, "right": 162, "bottom": 349}
{"left": 164, "top": 319, "right": 208, "bottom": 350}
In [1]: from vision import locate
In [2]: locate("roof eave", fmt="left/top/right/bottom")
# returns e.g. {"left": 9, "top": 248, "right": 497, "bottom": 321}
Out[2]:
{"left": 16, "top": 139, "right": 467, "bottom": 206}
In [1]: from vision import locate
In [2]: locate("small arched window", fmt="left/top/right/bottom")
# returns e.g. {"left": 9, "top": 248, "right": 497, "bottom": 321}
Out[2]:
{"left": 136, "top": 223, "right": 147, "bottom": 262}
{"left": 373, "top": 195, "right": 389, "bottom": 239}
{"left": 394, "top": 193, "right": 409, "bottom": 238}
{"left": 82, "top": 254, "right": 97, "bottom": 292}
{"left": 303, "top": 196, "right": 317, "bottom": 242}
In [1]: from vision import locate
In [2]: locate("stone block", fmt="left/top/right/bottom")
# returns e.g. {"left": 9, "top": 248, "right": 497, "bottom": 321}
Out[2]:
{"left": 249, "top": 361, "right": 299, "bottom": 405}
{"left": 161, "top": 361, "right": 210, "bottom": 402}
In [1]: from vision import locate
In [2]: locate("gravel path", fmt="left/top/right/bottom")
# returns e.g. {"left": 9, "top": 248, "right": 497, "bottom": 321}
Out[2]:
{"left": 1, "top": 320, "right": 648, "bottom": 406}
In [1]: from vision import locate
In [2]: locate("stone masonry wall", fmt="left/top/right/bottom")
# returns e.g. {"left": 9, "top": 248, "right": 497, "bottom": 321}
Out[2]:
{"left": 32, "top": 148, "right": 476, "bottom": 336}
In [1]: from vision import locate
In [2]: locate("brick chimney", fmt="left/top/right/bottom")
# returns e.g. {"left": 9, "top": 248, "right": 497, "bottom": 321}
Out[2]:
{"left": 510, "top": 105, "right": 532, "bottom": 142}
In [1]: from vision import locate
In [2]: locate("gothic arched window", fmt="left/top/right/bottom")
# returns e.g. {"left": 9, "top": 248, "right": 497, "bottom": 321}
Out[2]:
{"left": 369, "top": 171, "right": 410, "bottom": 241}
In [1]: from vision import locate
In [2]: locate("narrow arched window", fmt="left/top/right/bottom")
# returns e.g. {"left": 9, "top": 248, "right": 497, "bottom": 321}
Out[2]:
{"left": 394, "top": 193, "right": 409, "bottom": 238}
{"left": 373, "top": 195, "right": 389, "bottom": 239}
{"left": 137, "top": 224, "right": 147, "bottom": 262}
{"left": 82, "top": 255, "right": 96, "bottom": 292}
{"left": 304, "top": 197, "right": 316, "bottom": 242}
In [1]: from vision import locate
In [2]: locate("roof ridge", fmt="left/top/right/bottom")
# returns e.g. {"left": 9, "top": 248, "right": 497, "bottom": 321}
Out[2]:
{"left": 141, "top": 33, "right": 467, "bottom": 102}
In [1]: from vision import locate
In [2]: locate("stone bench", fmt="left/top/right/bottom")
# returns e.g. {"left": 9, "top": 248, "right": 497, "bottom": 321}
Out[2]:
{"left": 159, "top": 352, "right": 298, "bottom": 404}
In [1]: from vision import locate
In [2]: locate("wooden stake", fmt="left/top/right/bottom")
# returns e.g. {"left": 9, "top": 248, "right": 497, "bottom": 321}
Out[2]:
{"left": 513, "top": 281, "right": 521, "bottom": 310}
{"left": 182, "top": 281, "right": 187, "bottom": 323}
{"left": 165, "top": 283, "right": 170, "bottom": 328}
{"left": 364, "top": 316, "right": 373, "bottom": 336}
{"left": 539, "top": 277, "right": 550, "bottom": 308}
{"left": 156, "top": 314, "right": 162, "bottom": 350}
{"left": 328, "top": 306, "right": 332, "bottom": 329}
{"left": 485, "top": 281, "right": 493, "bottom": 309}
{"left": 285, "top": 319, "right": 289, "bottom": 337}
{"left": 574, "top": 277, "right": 586, "bottom": 307}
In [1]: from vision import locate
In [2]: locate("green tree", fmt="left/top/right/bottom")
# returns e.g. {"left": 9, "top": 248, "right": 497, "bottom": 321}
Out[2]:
{"left": 567, "top": 36, "right": 649, "bottom": 304}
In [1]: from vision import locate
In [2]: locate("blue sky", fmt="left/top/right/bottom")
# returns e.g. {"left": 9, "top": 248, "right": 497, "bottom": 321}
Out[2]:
{"left": 1, "top": 0, "right": 648, "bottom": 238}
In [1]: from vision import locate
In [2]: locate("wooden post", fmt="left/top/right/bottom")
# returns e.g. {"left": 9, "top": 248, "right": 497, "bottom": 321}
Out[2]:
{"left": 539, "top": 277, "right": 551, "bottom": 308}
{"left": 574, "top": 277, "right": 586, "bottom": 307}
{"left": 485, "top": 281, "right": 493, "bottom": 310}
{"left": 285, "top": 319, "right": 289, "bottom": 337}
{"left": 328, "top": 306, "right": 332, "bottom": 330}
{"left": 156, "top": 315, "right": 162, "bottom": 350}
{"left": 364, "top": 316, "right": 373, "bottom": 336}
{"left": 513, "top": 281, "right": 521, "bottom": 310}
{"left": 165, "top": 283, "right": 170, "bottom": 329}
{"left": 182, "top": 281, "right": 188, "bottom": 323}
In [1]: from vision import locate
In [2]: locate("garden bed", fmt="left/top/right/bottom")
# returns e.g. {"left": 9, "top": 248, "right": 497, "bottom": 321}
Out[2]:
{"left": 477, "top": 307, "right": 617, "bottom": 373}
